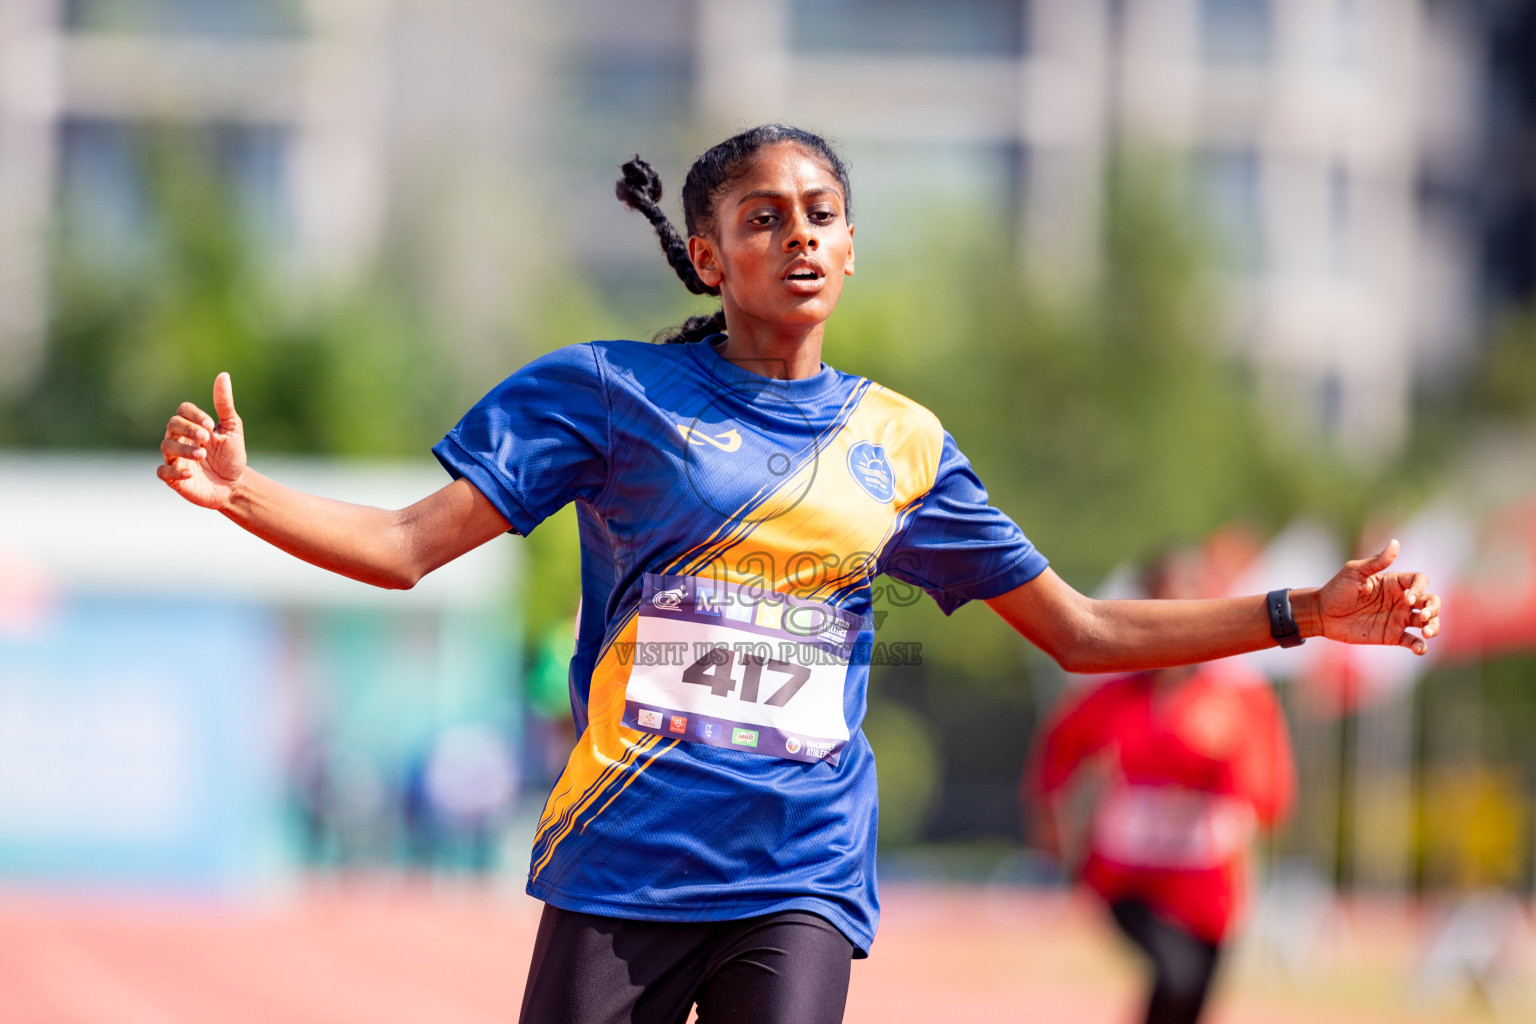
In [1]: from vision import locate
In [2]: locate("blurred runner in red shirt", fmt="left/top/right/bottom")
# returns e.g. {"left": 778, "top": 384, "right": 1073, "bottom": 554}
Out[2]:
{"left": 1026, "top": 548, "right": 1295, "bottom": 1024}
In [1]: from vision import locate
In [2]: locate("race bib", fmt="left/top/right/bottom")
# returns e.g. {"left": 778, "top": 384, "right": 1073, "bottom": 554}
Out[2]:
{"left": 620, "top": 574, "right": 866, "bottom": 765}
{"left": 1092, "top": 785, "right": 1255, "bottom": 869}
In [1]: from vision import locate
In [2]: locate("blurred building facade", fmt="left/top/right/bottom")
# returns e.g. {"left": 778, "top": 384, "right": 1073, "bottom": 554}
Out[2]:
{"left": 1471, "top": 0, "right": 1536, "bottom": 315}
{"left": 0, "top": 0, "right": 554, "bottom": 388}
{"left": 0, "top": 0, "right": 1523, "bottom": 454}
{"left": 694, "top": 0, "right": 1488, "bottom": 458}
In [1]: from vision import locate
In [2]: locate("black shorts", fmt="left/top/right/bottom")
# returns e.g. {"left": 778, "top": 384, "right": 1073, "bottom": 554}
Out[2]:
{"left": 518, "top": 904, "right": 855, "bottom": 1024}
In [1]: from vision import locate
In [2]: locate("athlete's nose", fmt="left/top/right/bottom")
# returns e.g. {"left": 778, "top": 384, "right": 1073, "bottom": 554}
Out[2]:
{"left": 784, "top": 211, "right": 818, "bottom": 252}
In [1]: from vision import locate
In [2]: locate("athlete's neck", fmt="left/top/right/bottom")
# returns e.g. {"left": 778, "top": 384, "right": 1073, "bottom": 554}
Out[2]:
{"left": 715, "top": 322, "right": 826, "bottom": 381}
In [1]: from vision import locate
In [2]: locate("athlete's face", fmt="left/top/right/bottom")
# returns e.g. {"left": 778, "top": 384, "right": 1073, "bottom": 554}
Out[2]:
{"left": 688, "top": 143, "right": 855, "bottom": 334}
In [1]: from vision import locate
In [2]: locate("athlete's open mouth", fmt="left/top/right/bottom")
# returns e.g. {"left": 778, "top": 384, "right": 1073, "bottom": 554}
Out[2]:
{"left": 783, "top": 259, "right": 825, "bottom": 283}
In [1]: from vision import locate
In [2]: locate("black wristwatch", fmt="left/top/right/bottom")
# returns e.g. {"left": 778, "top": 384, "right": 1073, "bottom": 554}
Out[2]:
{"left": 1267, "top": 588, "right": 1305, "bottom": 648}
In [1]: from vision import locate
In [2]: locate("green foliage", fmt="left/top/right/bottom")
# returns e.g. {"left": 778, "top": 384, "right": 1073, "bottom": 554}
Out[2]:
{"left": 863, "top": 700, "right": 941, "bottom": 846}
{"left": 0, "top": 127, "right": 455, "bottom": 457}
{"left": 1475, "top": 307, "right": 1536, "bottom": 421}
{"left": 519, "top": 504, "right": 586, "bottom": 656}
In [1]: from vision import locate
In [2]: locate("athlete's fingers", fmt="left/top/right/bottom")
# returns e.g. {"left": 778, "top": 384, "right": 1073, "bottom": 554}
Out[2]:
{"left": 178, "top": 401, "right": 215, "bottom": 431}
{"left": 161, "top": 435, "right": 206, "bottom": 461}
{"left": 212, "top": 372, "right": 239, "bottom": 426}
{"left": 156, "top": 461, "right": 194, "bottom": 483}
{"left": 1347, "top": 538, "right": 1399, "bottom": 579}
{"left": 1397, "top": 630, "right": 1428, "bottom": 656}
{"left": 1414, "top": 593, "right": 1442, "bottom": 637}
{"left": 1398, "top": 571, "right": 1429, "bottom": 606}
{"left": 165, "top": 415, "right": 211, "bottom": 444}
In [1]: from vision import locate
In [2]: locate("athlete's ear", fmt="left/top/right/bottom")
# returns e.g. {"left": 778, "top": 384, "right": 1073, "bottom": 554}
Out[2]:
{"left": 845, "top": 224, "right": 855, "bottom": 277}
{"left": 689, "top": 235, "right": 724, "bottom": 289}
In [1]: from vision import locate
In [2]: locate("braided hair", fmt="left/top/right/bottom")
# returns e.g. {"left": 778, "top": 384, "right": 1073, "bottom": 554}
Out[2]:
{"left": 615, "top": 125, "right": 853, "bottom": 345}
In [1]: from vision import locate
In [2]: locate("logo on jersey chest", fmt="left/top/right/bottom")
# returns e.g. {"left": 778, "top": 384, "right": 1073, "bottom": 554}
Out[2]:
{"left": 677, "top": 424, "right": 742, "bottom": 453}
{"left": 845, "top": 441, "right": 894, "bottom": 503}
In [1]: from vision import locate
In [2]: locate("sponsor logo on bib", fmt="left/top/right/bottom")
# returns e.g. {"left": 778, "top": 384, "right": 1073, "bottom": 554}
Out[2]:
{"left": 637, "top": 709, "right": 663, "bottom": 729}
{"left": 732, "top": 728, "right": 759, "bottom": 748}
{"left": 785, "top": 737, "right": 803, "bottom": 755}
{"left": 669, "top": 715, "right": 688, "bottom": 733}
{"left": 754, "top": 600, "right": 784, "bottom": 630}
{"left": 652, "top": 587, "right": 686, "bottom": 611}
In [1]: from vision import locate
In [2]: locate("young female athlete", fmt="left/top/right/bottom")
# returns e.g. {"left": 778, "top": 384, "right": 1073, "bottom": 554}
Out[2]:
{"left": 158, "top": 124, "right": 1440, "bottom": 1024}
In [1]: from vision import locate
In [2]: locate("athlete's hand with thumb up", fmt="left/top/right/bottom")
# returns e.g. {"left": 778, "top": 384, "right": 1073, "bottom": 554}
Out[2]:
{"left": 1298, "top": 539, "right": 1441, "bottom": 655}
{"left": 157, "top": 372, "right": 248, "bottom": 511}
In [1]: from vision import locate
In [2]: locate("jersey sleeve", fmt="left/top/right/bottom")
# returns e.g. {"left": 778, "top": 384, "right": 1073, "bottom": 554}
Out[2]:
{"left": 431, "top": 343, "right": 610, "bottom": 536}
{"left": 881, "top": 432, "right": 1048, "bottom": 614}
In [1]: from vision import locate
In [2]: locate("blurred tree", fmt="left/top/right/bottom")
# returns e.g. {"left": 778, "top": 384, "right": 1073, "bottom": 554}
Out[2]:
{"left": 1473, "top": 306, "right": 1536, "bottom": 422}
{"left": 0, "top": 125, "right": 455, "bottom": 456}
{"left": 863, "top": 700, "right": 941, "bottom": 847}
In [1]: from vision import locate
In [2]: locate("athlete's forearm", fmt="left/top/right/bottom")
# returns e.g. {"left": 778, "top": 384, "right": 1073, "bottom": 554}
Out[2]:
{"left": 1068, "top": 590, "right": 1321, "bottom": 673}
{"left": 986, "top": 568, "right": 1321, "bottom": 673}
{"left": 221, "top": 468, "right": 425, "bottom": 589}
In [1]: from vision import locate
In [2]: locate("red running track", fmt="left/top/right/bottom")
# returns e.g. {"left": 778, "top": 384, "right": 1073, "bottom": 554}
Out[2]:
{"left": 0, "top": 882, "right": 1489, "bottom": 1023}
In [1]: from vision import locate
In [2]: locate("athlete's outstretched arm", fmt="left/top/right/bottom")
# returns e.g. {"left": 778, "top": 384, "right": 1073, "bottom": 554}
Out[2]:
{"left": 986, "top": 541, "right": 1441, "bottom": 674}
{"left": 157, "top": 373, "right": 510, "bottom": 589}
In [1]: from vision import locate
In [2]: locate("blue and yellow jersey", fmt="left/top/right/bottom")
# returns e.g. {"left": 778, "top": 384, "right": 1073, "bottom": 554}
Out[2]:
{"left": 433, "top": 338, "right": 1047, "bottom": 953}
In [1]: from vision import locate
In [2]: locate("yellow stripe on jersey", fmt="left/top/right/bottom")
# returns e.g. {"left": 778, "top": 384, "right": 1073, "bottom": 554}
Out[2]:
{"left": 532, "top": 610, "right": 642, "bottom": 837}
{"left": 531, "top": 611, "right": 663, "bottom": 880}
{"left": 695, "top": 382, "right": 944, "bottom": 597}
{"left": 667, "top": 380, "right": 871, "bottom": 580}
{"left": 583, "top": 736, "right": 679, "bottom": 831}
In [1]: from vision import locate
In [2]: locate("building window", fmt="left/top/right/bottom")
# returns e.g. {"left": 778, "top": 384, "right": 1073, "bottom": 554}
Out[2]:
{"left": 57, "top": 119, "right": 293, "bottom": 269}
{"left": 1328, "top": 162, "right": 1352, "bottom": 275}
{"left": 1193, "top": 147, "right": 1264, "bottom": 272}
{"left": 62, "top": 0, "right": 304, "bottom": 38}
{"left": 1317, "top": 368, "right": 1345, "bottom": 435}
{"left": 790, "top": 0, "right": 1028, "bottom": 58}
{"left": 835, "top": 140, "right": 1025, "bottom": 259}
{"left": 57, "top": 121, "right": 146, "bottom": 265}
{"left": 1199, "top": 0, "right": 1271, "bottom": 66}
{"left": 570, "top": 53, "right": 692, "bottom": 131}
{"left": 1333, "top": 0, "right": 1366, "bottom": 69}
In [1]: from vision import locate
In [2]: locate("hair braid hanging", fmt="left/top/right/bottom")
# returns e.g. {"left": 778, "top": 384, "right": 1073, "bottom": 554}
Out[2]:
{"left": 615, "top": 158, "right": 719, "bottom": 298}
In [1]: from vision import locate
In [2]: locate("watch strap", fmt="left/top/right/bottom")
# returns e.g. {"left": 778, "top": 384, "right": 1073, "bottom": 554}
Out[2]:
{"left": 1267, "top": 588, "right": 1305, "bottom": 648}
